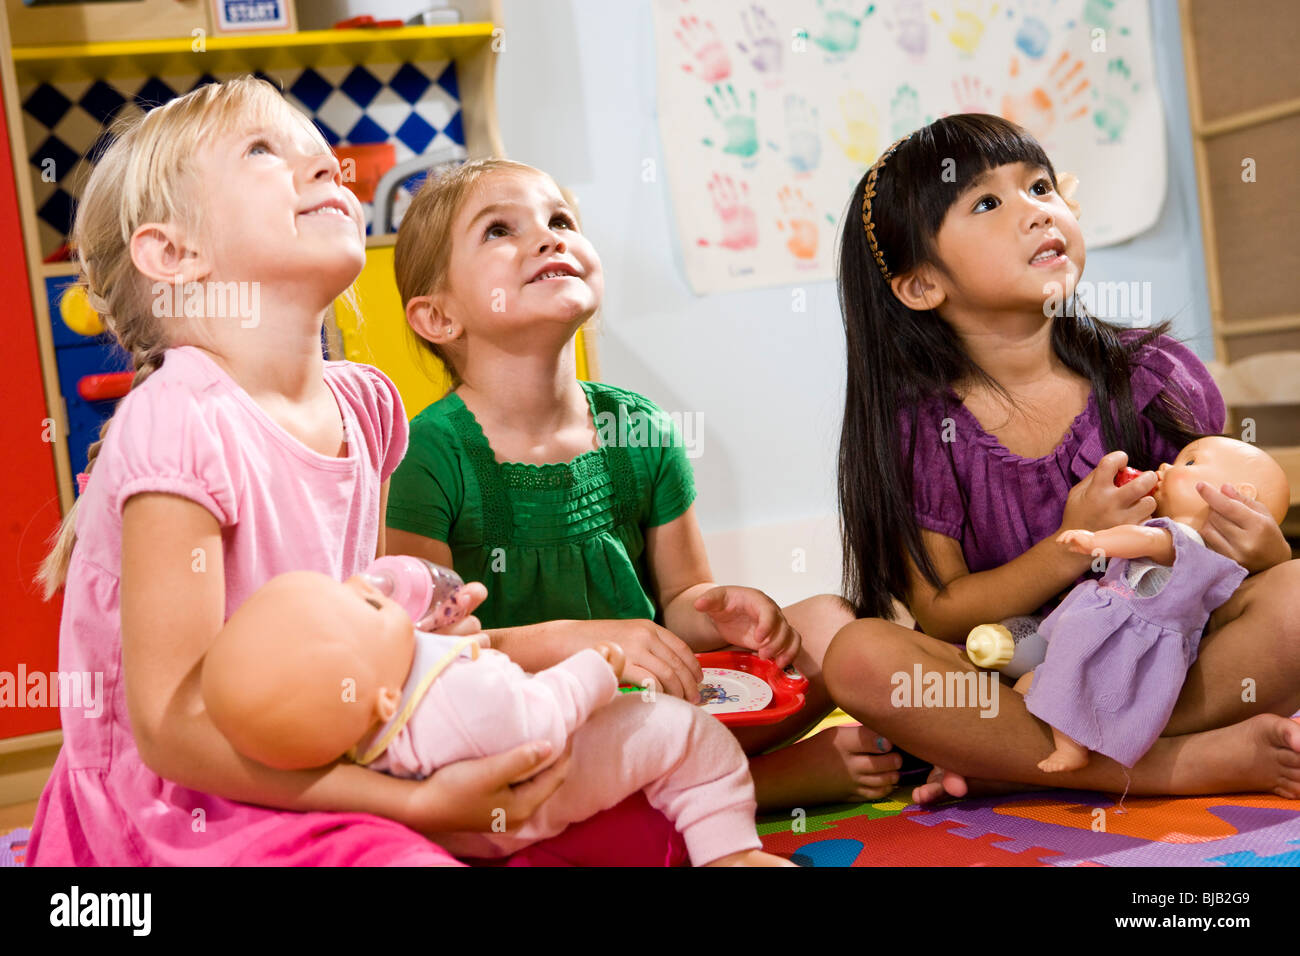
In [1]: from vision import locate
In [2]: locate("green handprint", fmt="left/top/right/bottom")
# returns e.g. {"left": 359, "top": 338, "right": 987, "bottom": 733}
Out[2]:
{"left": 1092, "top": 58, "right": 1136, "bottom": 143}
{"left": 889, "top": 84, "right": 928, "bottom": 139}
{"left": 814, "top": 0, "right": 876, "bottom": 55}
{"left": 702, "top": 84, "right": 760, "bottom": 159}
{"left": 829, "top": 90, "right": 880, "bottom": 166}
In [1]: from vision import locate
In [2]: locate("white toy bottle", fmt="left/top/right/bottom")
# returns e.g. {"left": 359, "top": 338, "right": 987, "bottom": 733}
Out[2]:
{"left": 965, "top": 615, "right": 1047, "bottom": 679}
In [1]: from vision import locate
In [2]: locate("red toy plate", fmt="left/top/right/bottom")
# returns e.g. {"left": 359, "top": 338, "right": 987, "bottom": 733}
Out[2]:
{"left": 693, "top": 651, "right": 809, "bottom": 727}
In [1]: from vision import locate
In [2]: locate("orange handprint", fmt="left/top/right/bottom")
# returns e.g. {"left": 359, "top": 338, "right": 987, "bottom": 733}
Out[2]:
{"left": 1001, "top": 50, "right": 1090, "bottom": 141}
{"left": 776, "top": 186, "right": 819, "bottom": 261}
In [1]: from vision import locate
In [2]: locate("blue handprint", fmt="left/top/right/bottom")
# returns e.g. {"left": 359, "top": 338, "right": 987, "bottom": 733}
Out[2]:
{"left": 784, "top": 94, "right": 821, "bottom": 173}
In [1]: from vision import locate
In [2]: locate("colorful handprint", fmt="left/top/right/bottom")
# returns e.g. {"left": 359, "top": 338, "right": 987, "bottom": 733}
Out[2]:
{"left": 784, "top": 94, "right": 821, "bottom": 174}
{"left": 828, "top": 90, "right": 881, "bottom": 166}
{"left": 814, "top": 0, "right": 876, "bottom": 56}
{"left": 890, "top": 83, "right": 928, "bottom": 139}
{"left": 886, "top": 0, "right": 929, "bottom": 57}
{"left": 698, "top": 173, "right": 759, "bottom": 251}
{"left": 676, "top": 14, "right": 732, "bottom": 83}
{"left": 951, "top": 74, "right": 997, "bottom": 114}
{"left": 932, "top": 0, "right": 1000, "bottom": 56}
{"left": 736, "top": 3, "right": 783, "bottom": 76}
{"left": 1092, "top": 58, "right": 1138, "bottom": 143}
{"left": 702, "top": 84, "right": 760, "bottom": 159}
{"left": 1001, "top": 50, "right": 1089, "bottom": 141}
{"left": 776, "top": 185, "right": 820, "bottom": 261}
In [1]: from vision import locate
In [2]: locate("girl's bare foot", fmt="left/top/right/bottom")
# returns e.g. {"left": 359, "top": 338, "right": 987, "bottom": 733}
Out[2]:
{"left": 749, "top": 724, "right": 902, "bottom": 810}
{"left": 911, "top": 766, "right": 1032, "bottom": 804}
{"left": 913, "top": 714, "right": 1300, "bottom": 802}
{"left": 1160, "top": 714, "right": 1300, "bottom": 797}
{"left": 707, "top": 849, "right": 797, "bottom": 867}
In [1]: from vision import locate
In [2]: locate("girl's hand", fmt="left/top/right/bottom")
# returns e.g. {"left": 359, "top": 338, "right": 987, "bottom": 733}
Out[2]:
{"left": 1196, "top": 481, "right": 1292, "bottom": 573}
{"left": 434, "top": 582, "right": 489, "bottom": 639}
{"left": 1059, "top": 451, "right": 1159, "bottom": 535}
{"left": 693, "top": 586, "right": 802, "bottom": 669}
{"left": 587, "top": 620, "right": 702, "bottom": 701}
{"left": 403, "top": 740, "right": 571, "bottom": 837}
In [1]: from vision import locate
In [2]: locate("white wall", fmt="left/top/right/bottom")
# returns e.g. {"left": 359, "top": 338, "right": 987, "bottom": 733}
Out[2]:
{"left": 324, "top": 0, "right": 1214, "bottom": 601}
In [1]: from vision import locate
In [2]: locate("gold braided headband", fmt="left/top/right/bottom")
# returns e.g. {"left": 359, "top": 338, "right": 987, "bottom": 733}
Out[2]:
{"left": 861, "top": 134, "right": 913, "bottom": 282}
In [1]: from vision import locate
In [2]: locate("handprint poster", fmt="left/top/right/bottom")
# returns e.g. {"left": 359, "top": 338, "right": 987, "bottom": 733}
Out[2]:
{"left": 653, "top": 0, "right": 1166, "bottom": 294}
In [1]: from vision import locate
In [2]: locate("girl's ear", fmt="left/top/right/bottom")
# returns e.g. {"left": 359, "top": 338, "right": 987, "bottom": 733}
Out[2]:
{"left": 130, "top": 222, "right": 207, "bottom": 285}
{"left": 890, "top": 264, "right": 946, "bottom": 313}
{"left": 406, "top": 294, "right": 459, "bottom": 344}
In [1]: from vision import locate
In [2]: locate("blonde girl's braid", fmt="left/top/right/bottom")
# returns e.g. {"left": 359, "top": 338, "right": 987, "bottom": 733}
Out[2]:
{"left": 36, "top": 75, "right": 308, "bottom": 600}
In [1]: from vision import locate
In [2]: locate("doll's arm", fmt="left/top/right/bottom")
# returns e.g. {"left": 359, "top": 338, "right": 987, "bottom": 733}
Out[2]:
{"left": 1057, "top": 525, "right": 1175, "bottom": 564}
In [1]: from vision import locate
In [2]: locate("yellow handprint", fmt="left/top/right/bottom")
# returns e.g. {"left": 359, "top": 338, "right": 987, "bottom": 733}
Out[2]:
{"left": 829, "top": 90, "right": 880, "bottom": 166}
{"left": 931, "top": 0, "right": 999, "bottom": 56}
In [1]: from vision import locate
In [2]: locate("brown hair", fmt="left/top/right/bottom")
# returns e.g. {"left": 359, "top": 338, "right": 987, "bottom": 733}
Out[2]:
{"left": 35, "top": 76, "right": 327, "bottom": 599}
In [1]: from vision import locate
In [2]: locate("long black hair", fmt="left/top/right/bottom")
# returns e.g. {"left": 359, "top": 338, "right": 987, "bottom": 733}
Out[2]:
{"left": 837, "top": 113, "right": 1205, "bottom": 620}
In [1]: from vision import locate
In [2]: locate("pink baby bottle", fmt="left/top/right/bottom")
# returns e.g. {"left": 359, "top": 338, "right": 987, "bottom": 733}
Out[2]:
{"left": 360, "top": 555, "right": 466, "bottom": 630}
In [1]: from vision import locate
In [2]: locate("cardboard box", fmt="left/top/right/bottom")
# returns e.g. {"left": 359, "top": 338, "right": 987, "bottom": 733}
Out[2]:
{"left": 4, "top": 0, "right": 296, "bottom": 46}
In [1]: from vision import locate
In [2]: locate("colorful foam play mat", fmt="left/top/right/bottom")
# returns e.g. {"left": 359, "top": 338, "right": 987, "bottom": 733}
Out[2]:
{"left": 6, "top": 716, "right": 1298, "bottom": 867}
{"left": 757, "top": 790, "right": 1300, "bottom": 867}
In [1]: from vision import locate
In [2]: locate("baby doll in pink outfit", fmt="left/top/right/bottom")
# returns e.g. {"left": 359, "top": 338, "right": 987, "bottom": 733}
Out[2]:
{"left": 201, "top": 570, "right": 791, "bottom": 866}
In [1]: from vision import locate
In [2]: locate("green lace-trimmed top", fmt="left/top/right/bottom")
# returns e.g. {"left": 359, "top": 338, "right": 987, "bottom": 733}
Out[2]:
{"left": 386, "top": 380, "right": 697, "bottom": 630}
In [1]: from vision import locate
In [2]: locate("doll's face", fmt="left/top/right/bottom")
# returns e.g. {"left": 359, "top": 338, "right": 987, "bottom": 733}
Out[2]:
{"left": 1155, "top": 436, "right": 1290, "bottom": 527}
{"left": 202, "top": 571, "right": 417, "bottom": 770}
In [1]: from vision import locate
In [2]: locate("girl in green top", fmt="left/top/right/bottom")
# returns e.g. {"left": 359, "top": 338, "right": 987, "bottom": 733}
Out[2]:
{"left": 386, "top": 159, "right": 901, "bottom": 810}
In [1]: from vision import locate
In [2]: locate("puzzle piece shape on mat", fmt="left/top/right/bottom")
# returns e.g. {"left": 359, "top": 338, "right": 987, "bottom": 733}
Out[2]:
{"left": 0, "top": 828, "right": 30, "bottom": 868}
{"left": 1208, "top": 841, "right": 1300, "bottom": 868}
{"left": 757, "top": 796, "right": 908, "bottom": 837}
{"left": 907, "top": 795, "right": 1300, "bottom": 866}
{"left": 905, "top": 796, "right": 1139, "bottom": 862}
{"left": 764, "top": 814, "right": 1065, "bottom": 866}
{"left": 789, "top": 838, "right": 865, "bottom": 868}
{"left": 997, "top": 793, "right": 1300, "bottom": 843}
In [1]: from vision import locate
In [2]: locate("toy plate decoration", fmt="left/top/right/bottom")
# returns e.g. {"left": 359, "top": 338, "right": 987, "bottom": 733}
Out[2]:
{"left": 692, "top": 651, "right": 809, "bottom": 727}
{"left": 697, "top": 668, "right": 773, "bottom": 714}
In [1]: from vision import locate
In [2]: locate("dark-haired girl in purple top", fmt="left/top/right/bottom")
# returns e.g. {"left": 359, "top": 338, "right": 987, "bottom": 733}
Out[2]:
{"left": 825, "top": 115, "right": 1300, "bottom": 803}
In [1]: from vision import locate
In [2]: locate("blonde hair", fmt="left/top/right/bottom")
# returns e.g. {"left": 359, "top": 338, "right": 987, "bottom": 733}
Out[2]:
{"left": 394, "top": 158, "right": 583, "bottom": 388}
{"left": 36, "top": 76, "right": 329, "bottom": 600}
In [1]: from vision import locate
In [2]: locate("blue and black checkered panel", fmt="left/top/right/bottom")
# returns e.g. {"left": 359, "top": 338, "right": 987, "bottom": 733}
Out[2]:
{"left": 21, "top": 60, "right": 464, "bottom": 257}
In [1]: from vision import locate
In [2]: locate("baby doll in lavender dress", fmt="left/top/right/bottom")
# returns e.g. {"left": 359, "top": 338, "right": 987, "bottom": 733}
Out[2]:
{"left": 990, "top": 436, "right": 1289, "bottom": 773}
{"left": 200, "top": 569, "right": 792, "bottom": 866}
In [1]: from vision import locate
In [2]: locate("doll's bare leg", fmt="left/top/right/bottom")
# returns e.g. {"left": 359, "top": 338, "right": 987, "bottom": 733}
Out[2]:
{"left": 825, "top": 616, "right": 1300, "bottom": 799}
{"left": 1009, "top": 671, "right": 1088, "bottom": 771}
{"left": 1039, "top": 727, "right": 1091, "bottom": 772}
{"left": 730, "top": 594, "right": 906, "bottom": 809}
